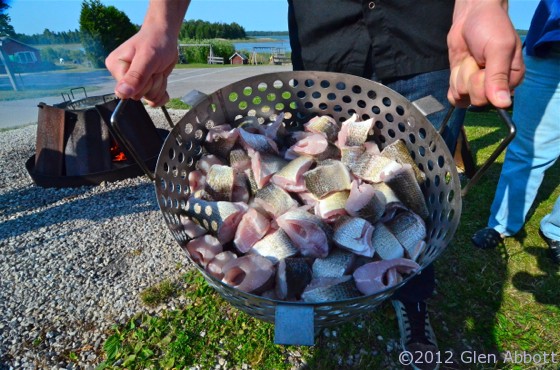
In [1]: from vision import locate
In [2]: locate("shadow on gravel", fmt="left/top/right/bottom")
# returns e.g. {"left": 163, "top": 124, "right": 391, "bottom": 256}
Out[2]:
{"left": 0, "top": 181, "right": 158, "bottom": 241}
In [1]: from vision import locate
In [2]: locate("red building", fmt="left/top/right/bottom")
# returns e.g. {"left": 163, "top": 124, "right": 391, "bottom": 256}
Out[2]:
{"left": 0, "top": 37, "right": 42, "bottom": 72}
{"left": 229, "top": 52, "right": 248, "bottom": 65}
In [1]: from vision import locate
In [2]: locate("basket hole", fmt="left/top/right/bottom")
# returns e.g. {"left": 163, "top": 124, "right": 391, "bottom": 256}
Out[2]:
{"left": 273, "top": 80, "right": 283, "bottom": 89}
{"left": 178, "top": 152, "right": 185, "bottom": 163}
{"left": 168, "top": 148, "right": 175, "bottom": 160}
{"left": 252, "top": 96, "right": 262, "bottom": 105}
{"left": 372, "top": 106, "right": 381, "bottom": 114}
{"left": 194, "top": 129, "right": 204, "bottom": 140}
{"left": 289, "top": 78, "right": 298, "bottom": 88}
{"left": 437, "top": 155, "right": 445, "bottom": 168}
{"left": 427, "top": 160, "right": 434, "bottom": 171}
{"left": 229, "top": 92, "right": 238, "bottom": 102}
{"left": 282, "top": 91, "right": 292, "bottom": 99}
{"left": 429, "top": 193, "right": 436, "bottom": 204}
{"left": 434, "top": 174, "right": 440, "bottom": 187}
{"left": 447, "top": 208, "right": 456, "bottom": 222}
{"left": 320, "top": 80, "right": 330, "bottom": 88}
{"left": 438, "top": 191, "right": 445, "bottom": 204}
{"left": 352, "top": 85, "right": 362, "bottom": 94}
{"left": 347, "top": 109, "right": 357, "bottom": 117}
{"left": 375, "top": 121, "right": 384, "bottom": 130}
{"left": 258, "top": 82, "right": 267, "bottom": 91}
{"left": 368, "top": 90, "right": 377, "bottom": 100}
{"left": 342, "top": 95, "right": 352, "bottom": 103}
{"left": 267, "top": 93, "right": 276, "bottom": 101}
{"left": 184, "top": 140, "right": 193, "bottom": 151}
{"left": 418, "top": 146, "right": 426, "bottom": 157}
{"left": 304, "top": 79, "right": 314, "bottom": 87}
{"left": 290, "top": 101, "right": 298, "bottom": 110}
{"left": 418, "top": 128, "right": 427, "bottom": 139}
{"left": 448, "top": 189, "right": 455, "bottom": 202}
{"left": 386, "top": 113, "right": 394, "bottom": 122}
{"left": 163, "top": 162, "right": 169, "bottom": 173}
{"left": 396, "top": 105, "right": 405, "bottom": 115}
{"left": 382, "top": 97, "right": 391, "bottom": 107}
{"left": 336, "top": 82, "right": 346, "bottom": 90}
{"left": 205, "top": 120, "right": 215, "bottom": 130}
{"left": 238, "top": 101, "right": 248, "bottom": 110}
{"left": 397, "top": 122, "right": 406, "bottom": 132}
{"left": 429, "top": 140, "right": 437, "bottom": 153}
{"left": 275, "top": 103, "right": 285, "bottom": 111}
{"left": 358, "top": 100, "right": 366, "bottom": 108}
{"left": 304, "top": 101, "right": 313, "bottom": 109}
{"left": 312, "top": 91, "right": 321, "bottom": 99}
{"left": 297, "top": 91, "right": 306, "bottom": 99}
{"left": 409, "top": 134, "right": 416, "bottom": 144}
{"left": 185, "top": 123, "right": 193, "bottom": 135}
{"left": 243, "top": 87, "right": 253, "bottom": 96}
{"left": 334, "top": 105, "right": 342, "bottom": 112}
{"left": 261, "top": 105, "right": 271, "bottom": 113}
{"left": 388, "top": 129, "right": 396, "bottom": 138}
{"left": 319, "top": 102, "right": 328, "bottom": 110}
{"left": 327, "top": 93, "right": 337, "bottom": 101}
{"left": 160, "top": 178, "right": 167, "bottom": 190}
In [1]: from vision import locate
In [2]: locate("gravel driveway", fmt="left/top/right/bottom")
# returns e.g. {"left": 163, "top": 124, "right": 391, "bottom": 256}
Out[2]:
{"left": 0, "top": 108, "right": 192, "bottom": 369}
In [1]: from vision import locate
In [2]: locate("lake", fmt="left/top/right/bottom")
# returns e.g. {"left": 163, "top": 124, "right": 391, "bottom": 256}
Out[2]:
{"left": 234, "top": 35, "right": 291, "bottom": 53}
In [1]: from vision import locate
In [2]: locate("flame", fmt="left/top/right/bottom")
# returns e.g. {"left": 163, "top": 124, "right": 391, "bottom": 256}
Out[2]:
{"left": 110, "top": 141, "right": 127, "bottom": 162}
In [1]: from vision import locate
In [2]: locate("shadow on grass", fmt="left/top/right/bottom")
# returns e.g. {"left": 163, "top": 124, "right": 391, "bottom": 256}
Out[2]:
{"left": 512, "top": 247, "right": 560, "bottom": 307}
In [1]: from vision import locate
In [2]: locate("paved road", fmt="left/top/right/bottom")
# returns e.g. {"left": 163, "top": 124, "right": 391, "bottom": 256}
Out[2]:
{"left": 0, "top": 65, "right": 292, "bottom": 129}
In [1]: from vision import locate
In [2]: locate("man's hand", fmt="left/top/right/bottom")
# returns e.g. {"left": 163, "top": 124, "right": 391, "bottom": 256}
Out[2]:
{"left": 447, "top": 0, "right": 525, "bottom": 108}
{"left": 105, "top": 0, "right": 190, "bottom": 107}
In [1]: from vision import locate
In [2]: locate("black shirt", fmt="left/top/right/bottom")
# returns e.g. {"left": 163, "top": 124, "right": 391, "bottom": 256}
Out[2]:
{"left": 288, "top": 0, "right": 455, "bottom": 80}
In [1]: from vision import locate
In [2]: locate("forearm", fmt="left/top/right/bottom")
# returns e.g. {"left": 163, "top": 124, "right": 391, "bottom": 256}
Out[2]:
{"left": 142, "top": 0, "right": 191, "bottom": 37}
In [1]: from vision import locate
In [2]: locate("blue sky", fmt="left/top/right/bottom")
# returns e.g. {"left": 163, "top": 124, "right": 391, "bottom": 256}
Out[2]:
{"left": 7, "top": 0, "right": 539, "bottom": 35}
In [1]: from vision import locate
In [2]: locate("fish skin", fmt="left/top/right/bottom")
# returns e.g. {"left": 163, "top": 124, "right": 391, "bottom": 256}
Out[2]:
{"left": 197, "top": 154, "right": 224, "bottom": 175}
{"left": 221, "top": 254, "right": 275, "bottom": 294}
{"left": 303, "top": 160, "right": 352, "bottom": 199}
{"left": 253, "top": 183, "right": 298, "bottom": 217}
{"left": 381, "top": 163, "right": 430, "bottom": 220}
{"left": 340, "top": 146, "right": 365, "bottom": 168}
{"left": 285, "top": 133, "right": 329, "bottom": 159}
{"left": 345, "top": 181, "right": 386, "bottom": 224}
{"left": 371, "top": 223, "right": 405, "bottom": 260}
{"left": 380, "top": 140, "right": 426, "bottom": 184}
{"left": 250, "top": 150, "right": 288, "bottom": 189}
{"left": 205, "top": 164, "right": 235, "bottom": 201}
{"left": 179, "top": 214, "right": 207, "bottom": 239}
{"left": 316, "top": 190, "right": 349, "bottom": 222}
{"left": 205, "top": 125, "right": 239, "bottom": 159}
{"left": 312, "top": 248, "right": 356, "bottom": 278}
{"left": 315, "top": 142, "right": 342, "bottom": 162}
{"left": 206, "top": 251, "right": 238, "bottom": 280}
{"left": 305, "top": 115, "right": 340, "bottom": 142}
{"left": 338, "top": 114, "right": 374, "bottom": 147}
{"left": 353, "top": 258, "right": 420, "bottom": 295}
{"left": 238, "top": 127, "right": 279, "bottom": 154}
{"left": 271, "top": 155, "right": 315, "bottom": 192}
{"left": 276, "top": 209, "right": 333, "bottom": 258}
{"left": 350, "top": 152, "right": 397, "bottom": 183}
{"left": 385, "top": 210, "right": 427, "bottom": 258}
{"left": 301, "top": 276, "right": 362, "bottom": 303}
{"left": 250, "top": 228, "right": 299, "bottom": 264}
{"left": 332, "top": 216, "right": 375, "bottom": 257}
{"left": 185, "top": 198, "right": 248, "bottom": 244}
{"left": 229, "top": 147, "right": 251, "bottom": 172}
{"left": 276, "top": 257, "right": 313, "bottom": 300}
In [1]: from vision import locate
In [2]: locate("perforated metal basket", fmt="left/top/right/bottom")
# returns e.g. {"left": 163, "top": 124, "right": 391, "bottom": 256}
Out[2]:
{"left": 154, "top": 71, "right": 463, "bottom": 345}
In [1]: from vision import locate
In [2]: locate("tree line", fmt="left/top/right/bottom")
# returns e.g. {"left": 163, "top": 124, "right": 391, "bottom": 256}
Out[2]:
{"left": 179, "top": 19, "right": 246, "bottom": 40}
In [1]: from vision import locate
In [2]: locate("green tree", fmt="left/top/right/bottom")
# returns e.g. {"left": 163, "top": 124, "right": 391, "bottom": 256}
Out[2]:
{"left": 79, "top": 0, "right": 138, "bottom": 68}
{"left": 0, "top": 0, "right": 16, "bottom": 37}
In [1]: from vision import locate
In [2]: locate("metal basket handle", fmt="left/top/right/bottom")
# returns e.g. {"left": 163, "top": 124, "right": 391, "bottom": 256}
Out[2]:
{"left": 439, "top": 107, "right": 516, "bottom": 197}
{"left": 108, "top": 99, "right": 176, "bottom": 181}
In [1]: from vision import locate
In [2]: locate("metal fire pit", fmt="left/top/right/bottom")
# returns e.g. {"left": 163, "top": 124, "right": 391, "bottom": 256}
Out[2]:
{"left": 149, "top": 71, "right": 513, "bottom": 345}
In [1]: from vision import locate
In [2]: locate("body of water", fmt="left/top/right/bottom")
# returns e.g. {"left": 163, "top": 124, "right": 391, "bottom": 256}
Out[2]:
{"left": 234, "top": 35, "right": 291, "bottom": 53}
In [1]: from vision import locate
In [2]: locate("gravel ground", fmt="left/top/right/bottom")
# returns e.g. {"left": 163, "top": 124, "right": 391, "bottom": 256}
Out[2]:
{"left": 0, "top": 108, "right": 200, "bottom": 369}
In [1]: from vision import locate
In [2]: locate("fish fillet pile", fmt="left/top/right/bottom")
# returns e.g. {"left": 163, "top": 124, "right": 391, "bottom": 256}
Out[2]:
{"left": 181, "top": 113, "right": 430, "bottom": 303}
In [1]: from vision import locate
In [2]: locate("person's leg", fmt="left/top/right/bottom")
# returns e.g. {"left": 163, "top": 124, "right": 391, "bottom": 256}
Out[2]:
{"left": 540, "top": 196, "right": 560, "bottom": 264}
{"left": 476, "top": 51, "right": 560, "bottom": 246}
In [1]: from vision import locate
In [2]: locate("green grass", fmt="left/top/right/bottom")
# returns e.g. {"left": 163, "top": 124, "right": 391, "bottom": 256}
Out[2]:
{"left": 97, "top": 108, "right": 560, "bottom": 369}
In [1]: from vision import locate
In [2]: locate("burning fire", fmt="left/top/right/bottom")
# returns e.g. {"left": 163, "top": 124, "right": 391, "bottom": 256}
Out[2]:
{"left": 110, "top": 141, "right": 127, "bottom": 162}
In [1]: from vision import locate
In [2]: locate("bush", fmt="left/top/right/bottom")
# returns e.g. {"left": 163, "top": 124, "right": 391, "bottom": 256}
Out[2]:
{"left": 178, "top": 39, "right": 235, "bottom": 64}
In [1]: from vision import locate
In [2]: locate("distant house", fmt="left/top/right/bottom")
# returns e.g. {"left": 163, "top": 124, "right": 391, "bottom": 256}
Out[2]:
{"left": 229, "top": 52, "right": 248, "bottom": 65}
{"left": 0, "top": 37, "right": 42, "bottom": 72}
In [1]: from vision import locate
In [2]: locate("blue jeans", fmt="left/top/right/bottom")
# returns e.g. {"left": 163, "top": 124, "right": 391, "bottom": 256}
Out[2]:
{"left": 376, "top": 69, "right": 466, "bottom": 303}
{"left": 488, "top": 48, "right": 560, "bottom": 241}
